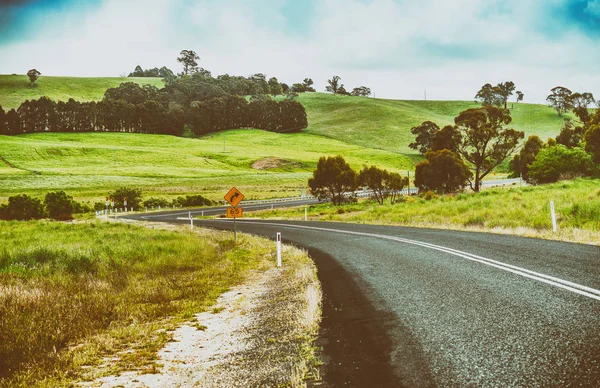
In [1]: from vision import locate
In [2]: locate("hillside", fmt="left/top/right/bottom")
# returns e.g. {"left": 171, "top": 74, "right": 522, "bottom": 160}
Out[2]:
{"left": 0, "top": 130, "right": 413, "bottom": 202}
{"left": 0, "top": 76, "right": 570, "bottom": 202}
{"left": 0, "top": 75, "right": 164, "bottom": 109}
{"left": 298, "top": 93, "right": 568, "bottom": 153}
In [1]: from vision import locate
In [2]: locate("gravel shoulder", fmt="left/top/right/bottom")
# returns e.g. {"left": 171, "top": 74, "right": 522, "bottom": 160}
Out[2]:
{"left": 79, "top": 220, "right": 322, "bottom": 387}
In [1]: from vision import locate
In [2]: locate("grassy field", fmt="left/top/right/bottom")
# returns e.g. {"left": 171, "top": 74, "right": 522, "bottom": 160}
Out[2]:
{"left": 0, "top": 75, "right": 163, "bottom": 110}
{"left": 0, "top": 220, "right": 281, "bottom": 386}
{"left": 300, "top": 93, "right": 569, "bottom": 153}
{"left": 0, "top": 75, "right": 569, "bottom": 203}
{"left": 251, "top": 178, "right": 600, "bottom": 244}
{"left": 0, "top": 130, "right": 414, "bottom": 203}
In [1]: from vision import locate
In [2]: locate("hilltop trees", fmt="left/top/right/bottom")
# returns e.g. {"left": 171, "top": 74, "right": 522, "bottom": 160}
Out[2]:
{"left": 351, "top": 86, "right": 371, "bottom": 97}
{"left": 27, "top": 69, "right": 41, "bottom": 86}
{"left": 177, "top": 50, "right": 200, "bottom": 76}
{"left": 516, "top": 91, "right": 524, "bottom": 103}
{"left": 454, "top": 106, "right": 524, "bottom": 191}
{"left": 475, "top": 81, "right": 515, "bottom": 108}
{"left": 546, "top": 86, "right": 573, "bottom": 117}
{"left": 308, "top": 155, "right": 357, "bottom": 205}
{"left": 326, "top": 76, "right": 342, "bottom": 94}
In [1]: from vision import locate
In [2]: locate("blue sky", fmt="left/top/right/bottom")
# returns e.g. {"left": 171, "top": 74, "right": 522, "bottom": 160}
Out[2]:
{"left": 1, "top": 0, "right": 599, "bottom": 102}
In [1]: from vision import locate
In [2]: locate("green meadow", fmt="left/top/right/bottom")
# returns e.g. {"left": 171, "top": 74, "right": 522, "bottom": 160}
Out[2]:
{"left": 0, "top": 75, "right": 163, "bottom": 110}
{"left": 0, "top": 75, "right": 568, "bottom": 203}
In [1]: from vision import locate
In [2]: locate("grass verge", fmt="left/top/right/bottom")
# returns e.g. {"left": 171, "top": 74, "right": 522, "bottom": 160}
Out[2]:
{"left": 250, "top": 178, "right": 600, "bottom": 245}
{"left": 0, "top": 220, "right": 276, "bottom": 386}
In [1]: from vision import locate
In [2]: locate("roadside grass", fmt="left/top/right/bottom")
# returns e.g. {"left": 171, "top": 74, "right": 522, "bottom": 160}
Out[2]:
{"left": 299, "top": 93, "right": 568, "bottom": 153}
{"left": 0, "top": 130, "right": 413, "bottom": 203}
{"left": 0, "top": 75, "right": 163, "bottom": 109}
{"left": 0, "top": 220, "right": 276, "bottom": 386}
{"left": 250, "top": 178, "right": 600, "bottom": 245}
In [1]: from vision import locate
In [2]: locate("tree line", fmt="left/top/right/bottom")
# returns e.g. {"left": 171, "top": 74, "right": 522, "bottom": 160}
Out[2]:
{"left": 1, "top": 50, "right": 309, "bottom": 136}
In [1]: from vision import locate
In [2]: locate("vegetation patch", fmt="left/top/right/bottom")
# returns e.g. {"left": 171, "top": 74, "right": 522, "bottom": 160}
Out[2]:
{"left": 251, "top": 157, "right": 303, "bottom": 171}
{"left": 0, "top": 220, "right": 275, "bottom": 386}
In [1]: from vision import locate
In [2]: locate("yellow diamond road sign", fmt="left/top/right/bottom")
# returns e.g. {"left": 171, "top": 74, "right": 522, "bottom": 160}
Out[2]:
{"left": 226, "top": 207, "right": 243, "bottom": 218}
{"left": 224, "top": 187, "right": 244, "bottom": 207}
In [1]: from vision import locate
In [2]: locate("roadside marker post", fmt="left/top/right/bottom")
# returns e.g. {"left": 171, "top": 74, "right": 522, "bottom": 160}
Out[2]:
{"left": 305, "top": 207, "right": 308, "bottom": 221}
{"left": 124, "top": 198, "right": 127, "bottom": 212}
{"left": 550, "top": 200, "right": 557, "bottom": 233}
{"left": 189, "top": 211, "right": 193, "bottom": 229}
{"left": 277, "top": 232, "right": 282, "bottom": 267}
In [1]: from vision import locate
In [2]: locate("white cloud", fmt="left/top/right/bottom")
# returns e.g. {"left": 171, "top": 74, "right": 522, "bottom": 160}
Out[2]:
{"left": 0, "top": 0, "right": 599, "bottom": 103}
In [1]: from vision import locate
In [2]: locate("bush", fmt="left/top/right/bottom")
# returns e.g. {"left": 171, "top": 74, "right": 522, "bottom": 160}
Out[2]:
{"left": 44, "top": 191, "right": 74, "bottom": 219}
{"left": 109, "top": 187, "right": 143, "bottom": 209}
{"left": 144, "top": 197, "right": 169, "bottom": 208}
{"left": 528, "top": 145, "right": 596, "bottom": 184}
{"left": 0, "top": 194, "right": 47, "bottom": 220}
{"left": 172, "top": 194, "right": 215, "bottom": 207}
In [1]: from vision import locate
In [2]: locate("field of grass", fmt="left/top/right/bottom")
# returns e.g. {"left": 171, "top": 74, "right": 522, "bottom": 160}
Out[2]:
{"left": 299, "top": 93, "right": 569, "bottom": 153}
{"left": 251, "top": 178, "right": 600, "bottom": 244}
{"left": 0, "top": 130, "right": 414, "bottom": 203}
{"left": 0, "top": 220, "right": 279, "bottom": 386}
{"left": 0, "top": 75, "right": 164, "bottom": 110}
{"left": 0, "top": 76, "right": 569, "bottom": 203}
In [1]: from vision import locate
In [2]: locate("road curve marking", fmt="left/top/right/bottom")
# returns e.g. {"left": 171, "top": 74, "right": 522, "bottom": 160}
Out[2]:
{"left": 212, "top": 220, "right": 600, "bottom": 302}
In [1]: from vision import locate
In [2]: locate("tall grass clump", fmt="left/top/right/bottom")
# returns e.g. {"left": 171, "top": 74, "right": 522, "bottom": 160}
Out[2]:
{"left": 0, "top": 220, "right": 271, "bottom": 385}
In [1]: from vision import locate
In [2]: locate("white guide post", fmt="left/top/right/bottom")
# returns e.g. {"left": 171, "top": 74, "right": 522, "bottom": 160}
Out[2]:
{"left": 276, "top": 232, "right": 282, "bottom": 267}
{"left": 305, "top": 207, "right": 308, "bottom": 221}
{"left": 189, "top": 211, "right": 193, "bottom": 229}
{"left": 550, "top": 200, "right": 557, "bottom": 233}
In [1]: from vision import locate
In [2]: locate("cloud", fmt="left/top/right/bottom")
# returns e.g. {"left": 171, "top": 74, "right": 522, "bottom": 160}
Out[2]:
{"left": 0, "top": 0, "right": 599, "bottom": 103}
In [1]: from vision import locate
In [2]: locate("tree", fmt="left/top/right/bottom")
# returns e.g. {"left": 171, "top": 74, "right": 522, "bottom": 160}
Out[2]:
{"left": 496, "top": 81, "right": 516, "bottom": 109}
{"left": 409, "top": 121, "right": 440, "bottom": 154}
{"left": 570, "top": 92, "right": 595, "bottom": 124}
{"left": 308, "top": 155, "right": 357, "bottom": 205}
{"left": 387, "top": 172, "right": 408, "bottom": 204}
{"left": 431, "top": 125, "right": 460, "bottom": 153}
{"left": 109, "top": 187, "right": 143, "bottom": 209}
{"left": 584, "top": 123, "right": 600, "bottom": 164}
{"left": 177, "top": 50, "right": 200, "bottom": 76}
{"left": 268, "top": 77, "right": 283, "bottom": 96}
{"left": 556, "top": 119, "right": 585, "bottom": 148}
{"left": 325, "top": 76, "right": 341, "bottom": 94}
{"left": 474, "top": 83, "right": 503, "bottom": 107}
{"left": 454, "top": 106, "right": 524, "bottom": 192}
{"left": 546, "top": 86, "right": 573, "bottom": 117}
{"left": 44, "top": 190, "right": 75, "bottom": 220}
{"left": 302, "top": 78, "right": 316, "bottom": 92}
{"left": 516, "top": 91, "right": 524, "bottom": 103}
{"left": 528, "top": 145, "right": 596, "bottom": 184}
{"left": 414, "top": 150, "right": 472, "bottom": 194}
{"left": 358, "top": 165, "right": 389, "bottom": 205}
{"left": 508, "top": 135, "right": 543, "bottom": 180}
{"left": 0, "top": 194, "right": 46, "bottom": 220}
{"left": 337, "top": 85, "right": 350, "bottom": 95}
{"left": 351, "top": 86, "right": 371, "bottom": 97}
{"left": 0, "top": 105, "right": 6, "bottom": 135}
{"left": 27, "top": 69, "right": 41, "bottom": 87}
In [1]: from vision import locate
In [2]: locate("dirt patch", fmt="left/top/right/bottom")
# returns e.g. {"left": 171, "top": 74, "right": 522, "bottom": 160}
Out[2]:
{"left": 79, "top": 220, "right": 322, "bottom": 387}
{"left": 251, "top": 157, "right": 302, "bottom": 170}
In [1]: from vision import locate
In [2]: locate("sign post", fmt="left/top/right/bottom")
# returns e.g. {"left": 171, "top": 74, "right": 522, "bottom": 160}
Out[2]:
{"left": 224, "top": 187, "right": 245, "bottom": 244}
{"left": 277, "top": 232, "right": 282, "bottom": 267}
{"left": 550, "top": 200, "right": 557, "bottom": 233}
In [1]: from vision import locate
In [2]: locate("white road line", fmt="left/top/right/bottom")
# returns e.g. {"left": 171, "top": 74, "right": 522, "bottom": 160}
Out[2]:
{"left": 212, "top": 220, "right": 600, "bottom": 301}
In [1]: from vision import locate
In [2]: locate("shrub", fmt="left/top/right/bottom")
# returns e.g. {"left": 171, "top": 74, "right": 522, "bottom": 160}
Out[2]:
{"left": 44, "top": 191, "right": 74, "bottom": 220}
{"left": 144, "top": 197, "right": 169, "bottom": 208}
{"left": 528, "top": 145, "right": 596, "bottom": 184}
{"left": 0, "top": 194, "right": 47, "bottom": 220}
{"left": 109, "top": 187, "right": 143, "bottom": 209}
{"left": 173, "top": 194, "right": 215, "bottom": 207}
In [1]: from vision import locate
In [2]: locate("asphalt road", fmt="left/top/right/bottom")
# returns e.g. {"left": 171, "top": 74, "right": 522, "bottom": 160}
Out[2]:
{"left": 123, "top": 212, "right": 600, "bottom": 387}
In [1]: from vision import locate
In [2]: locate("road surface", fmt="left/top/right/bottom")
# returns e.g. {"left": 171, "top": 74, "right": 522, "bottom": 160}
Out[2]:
{"left": 124, "top": 212, "right": 600, "bottom": 387}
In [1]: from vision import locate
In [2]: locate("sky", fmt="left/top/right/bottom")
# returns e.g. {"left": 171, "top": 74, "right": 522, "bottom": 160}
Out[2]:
{"left": 0, "top": 0, "right": 599, "bottom": 103}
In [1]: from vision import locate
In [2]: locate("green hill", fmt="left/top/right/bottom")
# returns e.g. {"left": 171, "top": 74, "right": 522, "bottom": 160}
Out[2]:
{"left": 299, "top": 93, "right": 567, "bottom": 153}
{"left": 0, "top": 75, "right": 164, "bottom": 109}
{"left": 0, "top": 76, "right": 570, "bottom": 202}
